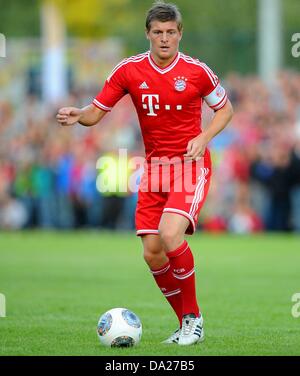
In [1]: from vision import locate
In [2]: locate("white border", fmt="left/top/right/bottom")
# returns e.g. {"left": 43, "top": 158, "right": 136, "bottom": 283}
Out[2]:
{"left": 93, "top": 99, "right": 112, "bottom": 111}
{"left": 136, "top": 229, "right": 159, "bottom": 236}
{"left": 148, "top": 52, "right": 180, "bottom": 74}
{"left": 163, "top": 208, "right": 196, "bottom": 233}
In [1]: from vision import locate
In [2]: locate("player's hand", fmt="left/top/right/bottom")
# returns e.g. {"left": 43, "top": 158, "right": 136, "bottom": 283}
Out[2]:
{"left": 184, "top": 134, "right": 208, "bottom": 161}
{"left": 56, "top": 107, "right": 82, "bottom": 126}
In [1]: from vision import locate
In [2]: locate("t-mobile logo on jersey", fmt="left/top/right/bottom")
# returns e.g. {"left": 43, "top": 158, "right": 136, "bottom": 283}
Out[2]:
{"left": 142, "top": 94, "right": 159, "bottom": 117}
{"left": 142, "top": 94, "right": 182, "bottom": 116}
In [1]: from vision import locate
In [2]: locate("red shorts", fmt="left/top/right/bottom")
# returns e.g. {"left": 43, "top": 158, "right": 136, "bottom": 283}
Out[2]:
{"left": 135, "top": 151, "right": 211, "bottom": 236}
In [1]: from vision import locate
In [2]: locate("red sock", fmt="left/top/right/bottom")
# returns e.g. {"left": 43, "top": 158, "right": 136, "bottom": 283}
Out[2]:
{"left": 168, "top": 241, "right": 200, "bottom": 317}
{"left": 150, "top": 261, "right": 182, "bottom": 326}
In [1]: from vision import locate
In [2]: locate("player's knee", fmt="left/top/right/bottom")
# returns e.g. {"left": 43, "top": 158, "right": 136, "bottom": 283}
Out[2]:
{"left": 159, "top": 225, "right": 183, "bottom": 251}
{"left": 143, "top": 246, "right": 164, "bottom": 267}
{"left": 143, "top": 252, "right": 154, "bottom": 267}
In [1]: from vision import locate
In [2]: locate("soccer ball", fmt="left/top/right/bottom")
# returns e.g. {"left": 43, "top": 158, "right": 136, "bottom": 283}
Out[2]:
{"left": 97, "top": 308, "right": 142, "bottom": 347}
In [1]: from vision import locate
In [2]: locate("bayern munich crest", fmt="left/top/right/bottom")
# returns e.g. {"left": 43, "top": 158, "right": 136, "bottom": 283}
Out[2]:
{"left": 174, "top": 76, "right": 188, "bottom": 92}
{"left": 216, "top": 85, "right": 225, "bottom": 98}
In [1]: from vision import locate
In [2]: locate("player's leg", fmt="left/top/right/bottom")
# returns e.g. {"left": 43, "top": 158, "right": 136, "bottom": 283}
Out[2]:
{"left": 158, "top": 213, "right": 200, "bottom": 318}
{"left": 159, "top": 213, "right": 204, "bottom": 346}
{"left": 158, "top": 157, "right": 212, "bottom": 345}
{"left": 135, "top": 185, "right": 183, "bottom": 335}
{"left": 142, "top": 234, "right": 168, "bottom": 270}
{"left": 141, "top": 234, "right": 183, "bottom": 330}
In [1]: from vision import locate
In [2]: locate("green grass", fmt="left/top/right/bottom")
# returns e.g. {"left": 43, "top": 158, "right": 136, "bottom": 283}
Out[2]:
{"left": 0, "top": 231, "right": 299, "bottom": 356}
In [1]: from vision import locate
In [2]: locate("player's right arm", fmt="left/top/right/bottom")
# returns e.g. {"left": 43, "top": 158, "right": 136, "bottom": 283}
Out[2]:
{"left": 57, "top": 59, "right": 128, "bottom": 127}
{"left": 56, "top": 104, "right": 106, "bottom": 127}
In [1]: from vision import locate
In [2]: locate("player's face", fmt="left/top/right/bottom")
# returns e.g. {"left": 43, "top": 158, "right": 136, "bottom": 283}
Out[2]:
{"left": 146, "top": 20, "right": 182, "bottom": 67}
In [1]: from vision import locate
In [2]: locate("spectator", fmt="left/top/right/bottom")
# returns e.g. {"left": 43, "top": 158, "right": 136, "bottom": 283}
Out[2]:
{"left": 0, "top": 195, "right": 28, "bottom": 230}
{"left": 1, "top": 70, "right": 300, "bottom": 232}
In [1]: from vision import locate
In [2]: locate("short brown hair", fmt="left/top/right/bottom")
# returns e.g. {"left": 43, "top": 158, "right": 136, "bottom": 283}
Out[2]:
{"left": 145, "top": 1, "right": 183, "bottom": 32}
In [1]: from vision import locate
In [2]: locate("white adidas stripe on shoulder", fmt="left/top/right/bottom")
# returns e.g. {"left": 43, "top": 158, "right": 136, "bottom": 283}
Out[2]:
{"left": 93, "top": 99, "right": 112, "bottom": 111}
{"left": 107, "top": 52, "right": 148, "bottom": 82}
{"left": 180, "top": 53, "right": 218, "bottom": 87}
{"left": 111, "top": 52, "right": 148, "bottom": 71}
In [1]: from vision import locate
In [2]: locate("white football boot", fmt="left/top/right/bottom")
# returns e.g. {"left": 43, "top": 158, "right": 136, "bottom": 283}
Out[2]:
{"left": 161, "top": 328, "right": 181, "bottom": 344}
{"left": 178, "top": 314, "right": 205, "bottom": 346}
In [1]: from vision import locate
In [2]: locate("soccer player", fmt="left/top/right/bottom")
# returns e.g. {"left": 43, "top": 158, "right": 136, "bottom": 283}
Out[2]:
{"left": 56, "top": 1, "right": 233, "bottom": 346}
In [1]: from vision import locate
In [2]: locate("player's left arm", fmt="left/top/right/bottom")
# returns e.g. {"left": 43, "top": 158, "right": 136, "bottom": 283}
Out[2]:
{"left": 185, "top": 99, "right": 233, "bottom": 160}
{"left": 186, "top": 63, "right": 234, "bottom": 160}
{"left": 185, "top": 99, "right": 233, "bottom": 161}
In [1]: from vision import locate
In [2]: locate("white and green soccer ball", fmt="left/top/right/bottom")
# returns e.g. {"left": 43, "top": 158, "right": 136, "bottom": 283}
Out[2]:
{"left": 97, "top": 308, "right": 142, "bottom": 347}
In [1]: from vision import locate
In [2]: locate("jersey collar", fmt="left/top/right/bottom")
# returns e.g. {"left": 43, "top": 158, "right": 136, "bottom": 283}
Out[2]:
{"left": 148, "top": 51, "right": 180, "bottom": 74}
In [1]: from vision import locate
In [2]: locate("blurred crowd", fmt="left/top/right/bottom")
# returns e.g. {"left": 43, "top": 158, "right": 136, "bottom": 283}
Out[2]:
{"left": 1, "top": 70, "right": 300, "bottom": 233}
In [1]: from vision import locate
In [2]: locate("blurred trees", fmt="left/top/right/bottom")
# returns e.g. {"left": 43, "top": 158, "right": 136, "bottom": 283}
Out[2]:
{"left": 0, "top": 0, "right": 299, "bottom": 74}
{"left": 0, "top": 0, "right": 40, "bottom": 37}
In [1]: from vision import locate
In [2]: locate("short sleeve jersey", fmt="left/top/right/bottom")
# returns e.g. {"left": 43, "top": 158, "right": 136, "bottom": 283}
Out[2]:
{"left": 93, "top": 51, "right": 227, "bottom": 160}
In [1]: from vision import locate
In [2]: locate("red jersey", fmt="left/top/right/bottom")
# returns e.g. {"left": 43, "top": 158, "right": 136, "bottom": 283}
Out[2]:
{"left": 93, "top": 51, "right": 227, "bottom": 161}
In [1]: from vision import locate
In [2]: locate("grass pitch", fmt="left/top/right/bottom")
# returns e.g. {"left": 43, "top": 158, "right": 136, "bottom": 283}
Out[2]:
{"left": 0, "top": 231, "right": 299, "bottom": 356}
